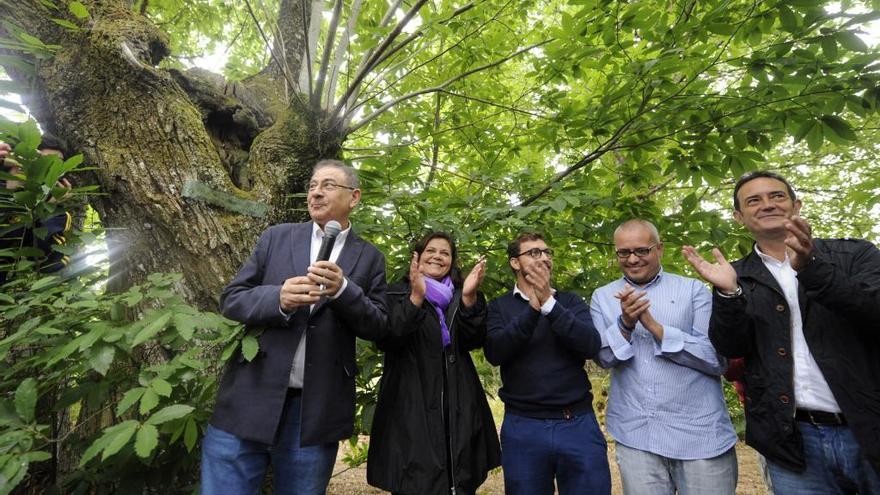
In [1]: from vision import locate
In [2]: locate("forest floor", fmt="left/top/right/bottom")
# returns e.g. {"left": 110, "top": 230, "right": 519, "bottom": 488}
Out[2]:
{"left": 327, "top": 438, "right": 769, "bottom": 494}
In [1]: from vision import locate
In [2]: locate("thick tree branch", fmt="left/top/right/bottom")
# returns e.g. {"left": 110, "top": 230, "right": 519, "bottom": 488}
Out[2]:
{"left": 346, "top": 40, "right": 550, "bottom": 134}
{"left": 313, "top": 0, "right": 344, "bottom": 108}
{"left": 341, "top": 0, "right": 406, "bottom": 111}
{"left": 330, "top": 0, "right": 430, "bottom": 124}
{"left": 325, "top": 0, "right": 363, "bottom": 107}
{"left": 299, "top": 0, "right": 323, "bottom": 96}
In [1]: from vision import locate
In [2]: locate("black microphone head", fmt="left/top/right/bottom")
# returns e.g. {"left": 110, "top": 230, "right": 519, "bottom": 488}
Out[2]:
{"left": 324, "top": 220, "right": 342, "bottom": 237}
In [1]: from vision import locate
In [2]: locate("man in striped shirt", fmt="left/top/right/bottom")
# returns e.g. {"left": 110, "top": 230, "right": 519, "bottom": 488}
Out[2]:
{"left": 590, "top": 219, "right": 737, "bottom": 494}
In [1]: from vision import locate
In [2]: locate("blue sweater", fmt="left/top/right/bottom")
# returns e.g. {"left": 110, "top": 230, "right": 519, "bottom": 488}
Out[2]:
{"left": 485, "top": 290, "right": 602, "bottom": 418}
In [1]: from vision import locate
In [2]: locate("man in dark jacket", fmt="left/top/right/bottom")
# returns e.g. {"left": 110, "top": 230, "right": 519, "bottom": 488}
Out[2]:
{"left": 683, "top": 170, "right": 880, "bottom": 493}
{"left": 201, "top": 160, "right": 389, "bottom": 495}
{"left": 484, "top": 232, "right": 610, "bottom": 495}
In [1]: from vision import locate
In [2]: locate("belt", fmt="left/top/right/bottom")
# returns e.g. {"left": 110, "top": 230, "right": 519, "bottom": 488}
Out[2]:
{"left": 795, "top": 408, "right": 846, "bottom": 426}
{"left": 286, "top": 388, "right": 302, "bottom": 398}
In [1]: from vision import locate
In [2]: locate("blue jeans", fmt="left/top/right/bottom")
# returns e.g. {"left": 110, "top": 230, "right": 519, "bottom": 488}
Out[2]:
{"left": 500, "top": 411, "right": 611, "bottom": 495}
{"left": 766, "top": 423, "right": 880, "bottom": 495}
{"left": 615, "top": 442, "right": 738, "bottom": 495}
{"left": 200, "top": 393, "right": 339, "bottom": 495}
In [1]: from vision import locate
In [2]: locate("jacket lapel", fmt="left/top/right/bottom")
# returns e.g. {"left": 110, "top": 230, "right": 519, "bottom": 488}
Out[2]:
{"left": 739, "top": 250, "right": 785, "bottom": 297}
{"left": 292, "top": 222, "right": 311, "bottom": 278}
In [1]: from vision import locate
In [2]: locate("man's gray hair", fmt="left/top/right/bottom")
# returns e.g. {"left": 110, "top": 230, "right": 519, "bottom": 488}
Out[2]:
{"left": 313, "top": 159, "right": 360, "bottom": 189}
{"left": 614, "top": 219, "right": 661, "bottom": 243}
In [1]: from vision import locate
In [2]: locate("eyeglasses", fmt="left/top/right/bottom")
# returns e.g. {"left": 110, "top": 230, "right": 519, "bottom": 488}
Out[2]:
{"left": 516, "top": 248, "right": 554, "bottom": 259}
{"left": 308, "top": 180, "right": 357, "bottom": 192}
{"left": 615, "top": 244, "right": 657, "bottom": 259}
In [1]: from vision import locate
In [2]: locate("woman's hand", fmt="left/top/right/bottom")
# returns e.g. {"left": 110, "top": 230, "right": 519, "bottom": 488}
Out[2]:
{"left": 462, "top": 256, "right": 486, "bottom": 307}
{"left": 409, "top": 252, "right": 426, "bottom": 307}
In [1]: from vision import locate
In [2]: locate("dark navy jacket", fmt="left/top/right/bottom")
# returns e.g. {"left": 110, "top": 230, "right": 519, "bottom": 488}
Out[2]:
{"left": 211, "top": 222, "right": 388, "bottom": 446}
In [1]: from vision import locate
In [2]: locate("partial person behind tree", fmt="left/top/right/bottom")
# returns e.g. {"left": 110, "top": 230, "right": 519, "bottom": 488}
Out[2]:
{"left": 0, "top": 135, "right": 73, "bottom": 284}
{"left": 368, "top": 231, "right": 500, "bottom": 495}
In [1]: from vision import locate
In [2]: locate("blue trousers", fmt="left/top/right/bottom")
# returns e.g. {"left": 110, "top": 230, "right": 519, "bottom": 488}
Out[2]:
{"left": 500, "top": 410, "right": 611, "bottom": 495}
{"left": 200, "top": 393, "right": 338, "bottom": 495}
{"left": 767, "top": 423, "right": 880, "bottom": 495}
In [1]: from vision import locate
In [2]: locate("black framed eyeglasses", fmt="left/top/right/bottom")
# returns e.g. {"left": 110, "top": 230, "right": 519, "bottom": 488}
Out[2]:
{"left": 615, "top": 244, "right": 657, "bottom": 259}
{"left": 307, "top": 180, "right": 357, "bottom": 192}
{"left": 516, "top": 248, "right": 554, "bottom": 259}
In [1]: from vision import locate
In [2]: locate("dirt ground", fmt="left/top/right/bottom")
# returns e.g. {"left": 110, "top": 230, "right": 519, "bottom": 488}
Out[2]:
{"left": 327, "top": 439, "right": 769, "bottom": 494}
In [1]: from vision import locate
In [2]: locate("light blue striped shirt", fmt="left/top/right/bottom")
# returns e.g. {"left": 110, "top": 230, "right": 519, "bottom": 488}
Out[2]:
{"left": 590, "top": 269, "right": 736, "bottom": 460}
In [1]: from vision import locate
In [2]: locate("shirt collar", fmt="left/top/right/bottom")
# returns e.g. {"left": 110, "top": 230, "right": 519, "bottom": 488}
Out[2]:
{"left": 512, "top": 284, "right": 556, "bottom": 301}
{"left": 622, "top": 267, "right": 664, "bottom": 289}
{"left": 754, "top": 243, "right": 790, "bottom": 266}
{"left": 312, "top": 221, "right": 352, "bottom": 244}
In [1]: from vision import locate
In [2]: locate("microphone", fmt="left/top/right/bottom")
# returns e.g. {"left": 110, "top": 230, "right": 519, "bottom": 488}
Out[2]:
{"left": 316, "top": 220, "right": 342, "bottom": 262}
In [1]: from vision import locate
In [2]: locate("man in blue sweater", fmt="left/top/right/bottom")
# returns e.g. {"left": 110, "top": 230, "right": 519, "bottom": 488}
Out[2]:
{"left": 485, "top": 232, "right": 610, "bottom": 495}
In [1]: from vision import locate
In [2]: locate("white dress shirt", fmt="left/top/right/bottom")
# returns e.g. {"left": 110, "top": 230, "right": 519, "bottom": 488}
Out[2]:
{"left": 287, "top": 222, "right": 351, "bottom": 388}
{"left": 755, "top": 245, "right": 841, "bottom": 413}
{"left": 513, "top": 284, "right": 556, "bottom": 314}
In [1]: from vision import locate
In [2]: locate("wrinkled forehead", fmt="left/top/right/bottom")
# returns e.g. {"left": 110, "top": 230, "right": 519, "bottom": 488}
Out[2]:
{"left": 737, "top": 177, "right": 790, "bottom": 202}
{"left": 614, "top": 226, "right": 654, "bottom": 247}
{"left": 310, "top": 166, "right": 346, "bottom": 184}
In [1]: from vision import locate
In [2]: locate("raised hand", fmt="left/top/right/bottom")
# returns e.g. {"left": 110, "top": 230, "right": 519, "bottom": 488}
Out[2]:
{"left": 784, "top": 215, "right": 814, "bottom": 271}
{"left": 522, "top": 260, "right": 552, "bottom": 308}
{"left": 614, "top": 284, "right": 650, "bottom": 329}
{"left": 682, "top": 246, "right": 738, "bottom": 293}
{"left": 409, "top": 252, "right": 426, "bottom": 307}
{"left": 462, "top": 256, "right": 486, "bottom": 307}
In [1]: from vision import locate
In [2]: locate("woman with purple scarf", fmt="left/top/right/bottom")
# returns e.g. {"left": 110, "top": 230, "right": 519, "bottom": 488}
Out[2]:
{"left": 368, "top": 232, "right": 501, "bottom": 495}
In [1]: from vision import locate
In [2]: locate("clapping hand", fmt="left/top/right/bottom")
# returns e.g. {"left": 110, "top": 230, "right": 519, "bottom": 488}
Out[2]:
{"left": 462, "top": 256, "right": 486, "bottom": 307}
{"left": 682, "top": 246, "right": 738, "bottom": 293}
{"left": 522, "top": 260, "right": 552, "bottom": 311}
{"left": 409, "top": 252, "right": 426, "bottom": 307}
{"left": 783, "top": 216, "right": 814, "bottom": 271}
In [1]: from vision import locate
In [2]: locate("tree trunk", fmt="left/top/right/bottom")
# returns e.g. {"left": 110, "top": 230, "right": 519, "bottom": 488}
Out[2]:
{"left": 0, "top": 0, "right": 327, "bottom": 309}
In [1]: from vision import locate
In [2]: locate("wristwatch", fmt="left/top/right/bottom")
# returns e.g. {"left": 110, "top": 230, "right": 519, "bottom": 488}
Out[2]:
{"left": 715, "top": 284, "right": 743, "bottom": 298}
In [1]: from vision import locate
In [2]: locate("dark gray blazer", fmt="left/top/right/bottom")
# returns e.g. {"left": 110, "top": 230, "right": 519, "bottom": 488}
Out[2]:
{"left": 210, "top": 222, "right": 389, "bottom": 446}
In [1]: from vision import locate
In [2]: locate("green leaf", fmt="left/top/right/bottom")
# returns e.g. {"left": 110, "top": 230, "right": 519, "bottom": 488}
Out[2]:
{"left": 836, "top": 31, "right": 868, "bottom": 52}
{"left": 101, "top": 421, "right": 138, "bottom": 461}
{"left": 131, "top": 310, "right": 172, "bottom": 347}
{"left": 183, "top": 417, "right": 198, "bottom": 452}
{"left": 50, "top": 18, "right": 80, "bottom": 30}
{"left": 806, "top": 123, "right": 824, "bottom": 152}
{"left": 116, "top": 387, "right": 146, "bottom": 416}
{"left": 80, "top": 420, "right": 138, "bottom": 466}
{"left": 14, "top": 378, "right": 37, "bottom": 422}
{"left": 134, "top": 424, "right": 159, "bottom": 458}
{"left": 777, "top": 5, "right": 798, "bottom": 32}
{"left": 241, "top": 335, "right": 259, "bottom": 362}
{"left": 172, "top": 313, "right": 197, "bottom": 340}
{"left": 820, "top": 115, "right": 857, "bottom": 141}
{"left": 68, "top": 1, "right": 89, "bottom": 19}
{"left": 793, "top": 119, "right": 815, "bottom": 143}
{"left": 820, "top": 36, "right": 837, "bottom": 60}
{"left": 151, "top": 378, "right": 172, "bottom": 397}
{"left": 88, "top": 345, "right": 115, "bottom": 376}
{"left": 145, "top": 404, "right": 195, "bottom": 426}
{"left": 139, "top": 389, "right": 159, "bottom": 415}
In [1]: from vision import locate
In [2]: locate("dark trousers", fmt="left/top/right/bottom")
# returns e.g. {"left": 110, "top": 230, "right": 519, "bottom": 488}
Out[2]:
{"left": 500, "top": 410, "right": 611, "bottom": 495}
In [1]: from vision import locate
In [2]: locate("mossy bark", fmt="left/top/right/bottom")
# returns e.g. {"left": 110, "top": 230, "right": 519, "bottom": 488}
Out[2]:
{"left": 0, "top": 0, "right": 332, "bottom": 310}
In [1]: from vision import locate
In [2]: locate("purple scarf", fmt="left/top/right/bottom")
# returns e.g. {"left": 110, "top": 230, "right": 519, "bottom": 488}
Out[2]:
{"left": 424, "top": 275, "right": 453, "bottom": 347}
